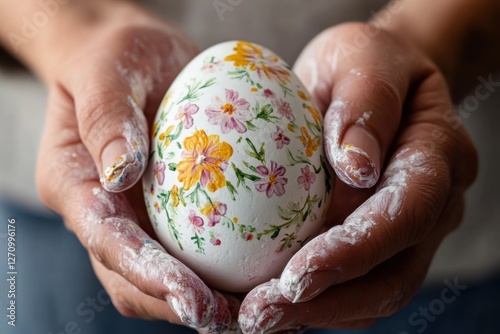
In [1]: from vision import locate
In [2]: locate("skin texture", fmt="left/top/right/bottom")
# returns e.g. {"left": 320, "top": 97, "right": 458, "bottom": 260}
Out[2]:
{"left": 0, "top": 0, "right": 498, "bottom": 333}
{"left": 1, "top": 2, "right": 239, "bottom": 332}
{"left": 238, "top": 18, "right": 480, "bottom": 334}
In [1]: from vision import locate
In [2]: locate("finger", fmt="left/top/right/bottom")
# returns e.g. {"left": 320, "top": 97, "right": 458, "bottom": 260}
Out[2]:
{"left": 198, "top": 292, "right": 241, "bottom": 334}
{"left": 278, "top": 144, "right": 450, "bottom": 303}
{"left": 240, "top": 232, "right": 444, "bottom": 333}
{"left": 294, "top": 23, "right": 422, "bottom": 188}
{"left": 95, "top": 255, "right": 239, "bottom": 331}
{"left": 63, "top": 57, "right": 150, "bottom": 193}
{"left": 76, "top": 184, "right": 215, "bottom": 327}
{"left": 323, "top": 175, "right": 374, "bottom": 230}
{"left": 278, "top": 57, "right": 477, "bottom": 303}
{"left": 37, "top": 88, "right": 215, "bottom": 327}
{"left": 90, "top": 255, "right": 182, "bottom": 322}
{"left": 239, "top": 280, "right": 301, "bottom": 334}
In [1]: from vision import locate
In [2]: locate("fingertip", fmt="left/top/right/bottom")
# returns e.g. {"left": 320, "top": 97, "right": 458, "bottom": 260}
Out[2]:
{"left": 167, "top": 289, "right": 216, "bottom": 328}
{"left": 99, "top": 95, "right": 149, "bottom": 192}
{"left": 323, "top": 102, "right": 381, "bottom": 189}
{"left": 334, "top": 124, "right": 381, "bottom": 189}
{"left": 198, "top": 291, "right": 240, "bottom": 334}
{"left": 100, "top": 137, "right": 147, "bottom": 192}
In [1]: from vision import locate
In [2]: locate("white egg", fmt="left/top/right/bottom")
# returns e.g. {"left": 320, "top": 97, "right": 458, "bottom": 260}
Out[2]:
{"left": 143, "top": 41, "right": 331, "bottom": 292}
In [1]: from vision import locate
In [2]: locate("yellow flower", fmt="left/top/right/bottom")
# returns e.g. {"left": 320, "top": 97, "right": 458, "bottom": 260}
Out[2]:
{"left": 170, "top": 185, "right": 179, "bottom": 207}
{"left": 200, "top": 203, "right": 215, "bottom": 217}
{"left": 151, "top": 121, "right": 159, "bottom": 137}
{"left": 224, "top": 41, "right": 291, "bottom": 85}
{"left": 306, "top": 105, "right": 321, "bottom": 123}
{"left": 177, "top": 130, "right": 233, "bottom": 192}
{"left": 299, "top": 127, "right": 320, "bottom": 157}
{"left": 297, "top": 90, "right": 309, "bottom": 101}
{"left": 161, "top": 91, "right": 173, "bottom": 109}
{"left": 159, "top": 125, "right": 175, "bottom": 147}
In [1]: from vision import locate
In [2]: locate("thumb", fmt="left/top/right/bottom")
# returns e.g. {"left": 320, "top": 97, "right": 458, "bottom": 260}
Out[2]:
{"left": 294, "top": 24, "right": 416, "bottom": 188}
{"left": 67, "top": 68, "right": 150, "bottom": 193}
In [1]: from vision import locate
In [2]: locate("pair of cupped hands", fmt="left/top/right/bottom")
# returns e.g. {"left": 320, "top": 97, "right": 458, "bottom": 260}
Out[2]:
{"left": 36, "top": 6, "right": 477, "bottom": 334}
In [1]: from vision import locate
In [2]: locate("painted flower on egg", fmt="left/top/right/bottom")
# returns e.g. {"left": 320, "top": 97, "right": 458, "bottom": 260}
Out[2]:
{"left": 205, "top": 89, "right": 251, "bottom": 134}
{"left": 177, "top": 130, "right": 233, "bottom": 192}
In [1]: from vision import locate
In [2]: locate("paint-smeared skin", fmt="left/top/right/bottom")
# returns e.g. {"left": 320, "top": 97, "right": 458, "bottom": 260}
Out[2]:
{"left": 324, "top": 100, "right": 379, "bottom": 188}
{"left": 278, "top": 149, "right": 432, "bottom": 302}
{"left": 81, "top": 187, "right": 216, "bottom": 327}
{"left": 101, "top": 31, "right": 197, "bottom": 193}
{"left": 100, "top": 96, "right": 149, "bottom": 193}
{"left": 239, "top": 280, "right": 287, "bottom": 334}
{"left": 198, "top": 292, "right": 242, "bottom": 334}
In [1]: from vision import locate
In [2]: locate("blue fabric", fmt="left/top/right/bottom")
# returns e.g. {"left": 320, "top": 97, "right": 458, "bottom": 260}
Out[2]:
{"left": 1, "top": 200, "right": 498, "bottom": 334}
{"left": 308, "top": 273, "right": 500, "bottom": 334}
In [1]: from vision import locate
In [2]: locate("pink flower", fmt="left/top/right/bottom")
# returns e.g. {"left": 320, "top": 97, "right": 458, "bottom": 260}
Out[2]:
{"left": 263, "top": 88, "right": 275, "bottom": 99}
{"left": 201, "top": 57, "right": 223, "bottom": 73}
{"left": 272, "top": 98, "right": 295, "bottom": 122}
{"left": 154, "top": 161, "right": 166, "bottom": 185}
{"left": 270, "top": 126, "right": 290, "bottom": 149}
{"left": 201, "top": 202, "right": 227, "bottom": 227}
{"left": 188, "top": 210, "right": 205, "bottom": 234}
{"left": 175, "top": 102, "right": 199, "bottom": 129}
{"left": 297, "top": 165, "right": 316, "bottom": 191}
{"left": 210, "top": 238, "right": 221, "bottom": 246}
{"left": 205, "top": 89, "right": 251, "bottom": 133}
{"left": 255, "top": 161, "right": 288, "bottom": 198}
{"left": 243, "top": 232, "right": 254, "bottom": 241}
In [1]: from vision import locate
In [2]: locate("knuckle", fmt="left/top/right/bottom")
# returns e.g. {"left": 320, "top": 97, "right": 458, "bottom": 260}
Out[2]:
{"left": 363, "top": 71, "right": 403, "bottom": 107}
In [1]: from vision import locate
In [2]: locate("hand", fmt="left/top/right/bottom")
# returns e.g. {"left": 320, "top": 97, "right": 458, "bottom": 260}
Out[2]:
{"left": 35, "top": 4, "right": 239, "bottom": 332}
{"left": 238, "top": 22, "right": 478, "bottom": 333}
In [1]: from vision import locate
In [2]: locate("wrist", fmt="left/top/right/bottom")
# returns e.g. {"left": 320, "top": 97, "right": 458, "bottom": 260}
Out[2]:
{"left": 375, "top": 0, "right": 499, "bottom": 97}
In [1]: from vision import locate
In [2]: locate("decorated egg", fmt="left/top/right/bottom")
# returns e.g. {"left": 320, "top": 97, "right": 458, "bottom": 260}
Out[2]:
{"left": 143, "top": 41, "right": 331, "bottom": 292}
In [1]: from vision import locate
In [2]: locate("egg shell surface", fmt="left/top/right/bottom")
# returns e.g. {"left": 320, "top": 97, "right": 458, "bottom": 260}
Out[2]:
{"left": 143, "top": 41, "right": 332, "bottom": 292}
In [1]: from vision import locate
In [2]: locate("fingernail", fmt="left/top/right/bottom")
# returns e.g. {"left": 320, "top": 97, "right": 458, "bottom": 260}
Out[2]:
{"left": 100, "top": 137, "right": 146, "bottom": 192}
{"left": 334, "top": 124, "right": 380, "bottom": 188}
{"left": 248, "top": 305, "right": 299, "bottom": 334}
{"left": 279, "top": 270, "right": 337, "bottom": 303}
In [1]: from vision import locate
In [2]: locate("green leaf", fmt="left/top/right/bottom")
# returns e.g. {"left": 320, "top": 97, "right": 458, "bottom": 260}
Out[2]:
{"left": 270, "top": 227, "right": 281, "bottom": 240}
{"left": 226, "top": 181, "right": 238, "bottom": 201}
{"left": 255, "top": 104, "right": 279, "bottom": 123}
{"left": 168, "top": 163, "right": 177, "bottom": 171}
{"left": 157, "top": 142, "right": 164, "bottom": 159}
{"left": 245, "top": 120, "right": 257, "bottom": 131}
{"left": 164, "top": 152, "right": 175, "bottom": 160}
{"left": 302, "top": 210, "right": 309, "bottom": 222}
{"left": 242, "top": 161, "right": 259, "bottom": 173}
{"left": 245, "top": 138, "right": 265, "bottom": 163}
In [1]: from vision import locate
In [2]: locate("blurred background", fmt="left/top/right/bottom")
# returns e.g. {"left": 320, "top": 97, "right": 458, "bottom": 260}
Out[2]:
{"left": 1, "top": 1, "right": 499, "bottom": 333}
